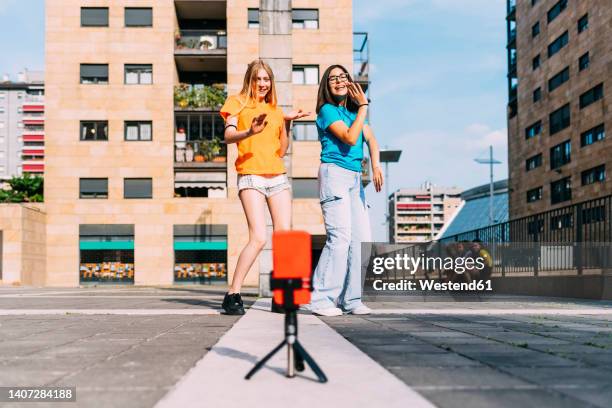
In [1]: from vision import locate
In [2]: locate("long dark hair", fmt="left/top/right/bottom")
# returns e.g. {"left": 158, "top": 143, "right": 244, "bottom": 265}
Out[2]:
{"left": 316, "top": 64, "right": 359, "bottom": 114}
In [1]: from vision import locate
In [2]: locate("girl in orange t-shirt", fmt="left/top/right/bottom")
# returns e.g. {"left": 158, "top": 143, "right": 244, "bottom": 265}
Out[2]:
{"left": 220, "top": 59, "right": 309, "bottom": 315}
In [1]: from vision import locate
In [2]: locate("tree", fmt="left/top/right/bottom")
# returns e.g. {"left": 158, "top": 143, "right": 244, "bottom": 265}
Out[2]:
{"left": 0, "top": 173, "right": 44, "bottom": 203}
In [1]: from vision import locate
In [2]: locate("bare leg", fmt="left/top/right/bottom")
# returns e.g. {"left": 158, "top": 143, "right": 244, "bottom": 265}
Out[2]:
{"left": 267, "top": 188, "right": 292, "bottom": 231}
{"left": 229, "top": 189, "right": 267, "bottom": 294}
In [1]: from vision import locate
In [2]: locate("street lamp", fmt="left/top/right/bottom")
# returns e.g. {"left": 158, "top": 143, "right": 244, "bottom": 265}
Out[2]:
{"left": 474, "top": 145, "right": 502, "bottom": 226}
{"left": 380, "top": 148, "right": 402, "bottom": 242}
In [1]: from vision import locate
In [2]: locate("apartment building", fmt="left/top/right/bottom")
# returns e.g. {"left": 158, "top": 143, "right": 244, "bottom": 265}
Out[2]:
{"left": 0, "top": 69, "right": 45, "bottom": 179}
{"left": 506, "top": 0, "right": 611, "bottom": 219}
{"left": 389, "top": 183, "right": 462, "bottom": 243}
{"left": 42, "top": 0, "right": 363, "bottom": 288}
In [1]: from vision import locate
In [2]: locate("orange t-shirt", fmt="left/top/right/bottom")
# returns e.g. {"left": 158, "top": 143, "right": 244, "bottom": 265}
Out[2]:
{"left": 220, "top": 95, "right": 286, "bottom": 175}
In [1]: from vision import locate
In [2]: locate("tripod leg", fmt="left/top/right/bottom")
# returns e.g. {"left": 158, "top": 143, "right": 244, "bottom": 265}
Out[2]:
{"left": 293, "top": 344, "right": 305, "bottom": 372}
{"left": 294, "top": 341, "right": 328, "bottom": 383}
{"left": 245, "top": 340, "right": 286, "bottom": 380}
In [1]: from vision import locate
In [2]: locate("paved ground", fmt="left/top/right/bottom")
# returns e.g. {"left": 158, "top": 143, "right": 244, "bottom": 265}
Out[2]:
{"left": 1, "top": 287, "right": 611, "bottom": 407}
{"left": 324, "top": 299, "right": 612, "bottom": 408}
{"left": 0, "top": 287, "right": 256, "bottom": 408}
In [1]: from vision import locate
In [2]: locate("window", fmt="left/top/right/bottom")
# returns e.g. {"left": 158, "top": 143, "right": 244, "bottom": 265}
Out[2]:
{"left": 550, "top": 140, "right": 571, "bottom": 169}
{"left": 125, "top": 7, "right": 152, "bottom": 27}
{"left": 80, "top": 178, "right": 108, "bottom": 199}
{"left": 526, "top": 154, "right": 542, "bottom": 171}
{"left": 531, "top": 0, "right": 539, "bottom": 5}
{"left": 547, "top": 0, "right": 567, "bottom": 23}
{"left": 551, "top": 213, "right": 573, "bottom": 230}
{"left": 532, "top": 54, "right": 541, "bottom": 70}
{"left": 579, "top": 83, "right": 603, "bottom": 109}
{"left": 292, "top": 178, "right": 319, "bottom": 198}
{"left": 548, "top": 66, "right": 569, "bottom": 92}
{"left": 582, "top": 206, "right": 606, "bottom": 224}
{"left": 551, "top": 177, "right": 571, "bottom": 204}
{"left": 0, "top": 108, "right": 4, "bottom": 114}
{"left": 578, "top": 14, "right": 589, "bottom": 33}
{"left": 80, "top": 64, "right": 108, "bottom": 84}
{"left": 125, "top": 121, "right": 152, "bottom": 141}
{"left": 292, "top": 9, "right": 318, "bottom": 29}
{"left": 292, "top": 121, "right": 318, "bottom": 141}
{"left": 532, "top": 22, "right": 540, "bottom": 37}
{"left": 548, "top": 31, "right": 568, "bottom": 58}
{"left": 582, "top": 165, "right": 606, "bottom": 186}
{"left": 525, "top": 120, "right": 542, "bottom": 139}
{"left": 292, "top": 65, "right": 319, "bottom": 85}
{"left": 0, "top": 92, "right": 5, "bottom": 98}
{"left": 549, "top": 103, "right": 570, "bottom": 135}
{"left": 81, "top": 7, "right": 108, "bottom": 27}
{"left": 124, "top": 178, "right": 152, "bottom": 199}
{"left": 579, "top": 52, "right": 590, "bottom": 71}
{"left": 248, "top": 8, "right": 259, "bottom": 28}
{"left": 581, "top": 124, "right": 605, "bottom": 147}
{"left": 0, "top": 121, "right": 4, "bottom": 129}
{"left": 125, "top": 64, "right": 152, "bottom": 84}
{"left": 526, "top": 187, "right": 542, "bottom": 203}
{"left": 533, "top": 87, "right": 542, "bottom": 102}
{"left": 528, "top": 218, "right": 544, "bottom": 235}
{"left": 80, "top": 121, "right": 108, "bottom": 141}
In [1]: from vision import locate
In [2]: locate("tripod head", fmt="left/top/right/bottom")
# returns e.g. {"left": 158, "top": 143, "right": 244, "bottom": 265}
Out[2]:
{"left": 270, "top": 230, "right": 312, "bottom": 311}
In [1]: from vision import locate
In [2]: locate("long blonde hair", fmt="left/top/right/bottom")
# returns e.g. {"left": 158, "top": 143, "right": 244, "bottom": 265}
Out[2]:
{"left": 238, "top": 59, "right": 278, "bottom": 108}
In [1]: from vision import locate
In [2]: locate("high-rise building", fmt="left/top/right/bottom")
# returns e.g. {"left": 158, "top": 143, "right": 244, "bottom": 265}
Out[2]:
{"left": 42, "top": 1, "right": 364, "bottom": 288}
{"left": 0, "top": 69, "right": 45, "bottom": 179}
{"left": 506, "top": 0, "right": 611, "bottom": 219}
{"left": 389, "top": 182, "right": 462, "bottom": 243}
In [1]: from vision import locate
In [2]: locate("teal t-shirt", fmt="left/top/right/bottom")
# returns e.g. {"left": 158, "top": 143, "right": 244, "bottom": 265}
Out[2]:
{"left": 316, "top": 103, "right": 368, "bottom": 172}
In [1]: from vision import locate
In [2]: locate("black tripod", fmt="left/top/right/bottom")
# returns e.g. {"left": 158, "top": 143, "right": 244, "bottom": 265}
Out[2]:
{"left": 245, "top": 278, "right": 327, "bottom": 382}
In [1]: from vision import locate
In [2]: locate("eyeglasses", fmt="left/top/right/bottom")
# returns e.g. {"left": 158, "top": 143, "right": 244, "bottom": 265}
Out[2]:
{"left": 327, "top": 73, "right": 349, "bottom": 84}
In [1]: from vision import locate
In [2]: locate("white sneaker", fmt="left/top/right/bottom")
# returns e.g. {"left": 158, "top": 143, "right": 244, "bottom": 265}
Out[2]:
{"left": 312, "top": 307, "right": 343, "bottom": 317}
{"left": 348, "top": 305, "right": 372, "bottom": 315}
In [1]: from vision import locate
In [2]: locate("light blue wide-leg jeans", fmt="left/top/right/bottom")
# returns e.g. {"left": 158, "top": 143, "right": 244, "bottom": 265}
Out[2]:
{"left": 310, "top": 162, "right": 372, "bottom": 311}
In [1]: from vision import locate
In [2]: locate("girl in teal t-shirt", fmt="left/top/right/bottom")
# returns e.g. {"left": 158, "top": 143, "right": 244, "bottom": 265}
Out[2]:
{"left": 308, "top": 64, "right": 384, "bottom": 317}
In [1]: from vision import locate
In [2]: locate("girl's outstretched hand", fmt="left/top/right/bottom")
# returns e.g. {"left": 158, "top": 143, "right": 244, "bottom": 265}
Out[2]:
{"left": 372, "top": 166, "right": 384, "bottom": 192}
{"left": 249, "top": 113, "right": 268, "bottom": 135}
{"left": 347, "top": 82, "right": 368, "bottom": 106}
{"left": 284, "top": 109, "right": 312, "bottom": 121}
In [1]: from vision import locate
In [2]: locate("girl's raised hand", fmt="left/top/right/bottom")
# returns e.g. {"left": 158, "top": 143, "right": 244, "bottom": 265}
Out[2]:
{"left": 284, "top": 108, "right": 312, "bottom": 121}
{"left": 249, "top": 113, "right": 268, "bottom": 135}
{"left": 347, "top": 82, "right": 368, "bottom": 106}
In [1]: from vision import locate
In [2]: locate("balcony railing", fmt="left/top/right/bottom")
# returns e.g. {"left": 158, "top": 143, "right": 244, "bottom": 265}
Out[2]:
{"left": 507, "top": 28, "right": 516, "bottom": 47}
{"left": 175, "top": 30, "right": 227, "bottom": 53}
{"left": 507, "top": 0, "right": 516, "bottom": 20}
{"left": 175, "top": 138, "right": 227, "bottom": 167}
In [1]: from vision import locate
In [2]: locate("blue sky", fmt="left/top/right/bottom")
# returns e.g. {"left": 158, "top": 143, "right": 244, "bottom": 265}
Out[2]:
{"left": 0, "top": 0, "right": 509, "bottom": 241}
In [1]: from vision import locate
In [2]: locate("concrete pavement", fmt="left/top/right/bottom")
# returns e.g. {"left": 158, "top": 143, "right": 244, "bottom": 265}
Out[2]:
{"left": 1, "top": 287, "right": 611, "bottom": 407}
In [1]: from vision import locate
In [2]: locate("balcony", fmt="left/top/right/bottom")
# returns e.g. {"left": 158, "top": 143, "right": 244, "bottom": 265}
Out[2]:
{"left": 175, "top": 29, "right": 227, "bottom": 56}
{"left": 507, "top": 0, "right": 516, "bottom": 21}
{"left": 174, "top": 106, "right": 227, "bottom": 198}
{"left": 507, "top": 28, "right": 516, "bottom": 48}
{"left": 353, "top": 32, "right": 370, "bottom": 92}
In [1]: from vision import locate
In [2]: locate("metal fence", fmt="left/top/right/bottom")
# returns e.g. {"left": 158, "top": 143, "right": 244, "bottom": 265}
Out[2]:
{"left": 365, "top": 195, "right": 612, "bottom": 285}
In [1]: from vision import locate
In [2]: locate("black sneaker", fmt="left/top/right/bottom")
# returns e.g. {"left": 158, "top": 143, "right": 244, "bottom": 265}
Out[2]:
{"left": 222, "top": 292, "right": 245, "bottom": 315}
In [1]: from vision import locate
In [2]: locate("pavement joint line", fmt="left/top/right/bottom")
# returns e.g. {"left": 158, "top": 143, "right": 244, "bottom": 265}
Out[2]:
{"left": 0, "top": 295, "right": 228, "bottom": 298}
{"left": 411, "top": 384, "right": 603, "bottom": 391}
{"left": 370, "top": 309, "right": 612, "bottom": 315}
{"left": 0, "top": 309, "right": 222, "bottom": 315}
{"left": 155, "top": 298, "right": 436, "bottom": 408}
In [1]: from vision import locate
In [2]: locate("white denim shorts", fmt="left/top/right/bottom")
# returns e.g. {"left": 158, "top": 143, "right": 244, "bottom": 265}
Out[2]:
{"left": 237, "top": 173, "right": 291, "bottom": 197}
